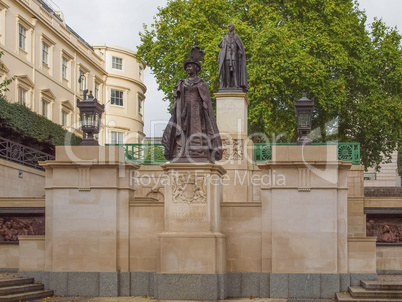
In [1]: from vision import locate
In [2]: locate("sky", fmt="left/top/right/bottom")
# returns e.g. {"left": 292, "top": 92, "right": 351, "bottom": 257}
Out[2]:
{"left": 51, "top": 0, "right": 402, "bottom": 137}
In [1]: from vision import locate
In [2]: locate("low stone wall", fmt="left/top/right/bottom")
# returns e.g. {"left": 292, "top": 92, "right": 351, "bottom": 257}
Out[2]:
{"left": 221, "top": 203, "right": 262, "bottom": 272}
{"left": 0, "top": 158, "right": 45, "bottom": 197}
{"left": 377, "top": 245, "right": 402, "bottom": 271}
{"left": 129, "top": 202, "right": 164, "bottom": 272}
{"left": 0, "top": 243, "right": 19, "bottom": 270}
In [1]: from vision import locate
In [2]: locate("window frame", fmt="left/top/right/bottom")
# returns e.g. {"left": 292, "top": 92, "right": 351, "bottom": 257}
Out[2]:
{"left": 138, "top": 96, "right": 142, "bottom": 115}
{"left": 111, "top": 89, "right": 123, "bottom": 106}
{"left": 18, "top": 24, "right": 26, "bottom": 51}
{"left": 62, "top": 57, "right": 68, "bottom": 79}
{"left": 42, "top": 99, "right": 49, "bottom": 117}
{"left": 112, "top": 56, "right": 123, "bottom": 70}
{"left": 94, "top": 81, "right": 100, "bottom": 99}
{"left": 42, "top": 42, "right": 49, "bottom": 65}
{"left": 18, "top": 86, "right": 27, "bottom": 105}
{"left": 79, "top": 70, "right": 86, "bottom": 90}
{"left": 111, "top": 131, "right": 124, "bottom": 144}
{"left": 61, "top": 110, "right": 68, "bottom": 126}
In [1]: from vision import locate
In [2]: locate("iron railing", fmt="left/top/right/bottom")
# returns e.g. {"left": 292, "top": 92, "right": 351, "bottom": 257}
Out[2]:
{"left": 108, "top": 142, "right": 361, "bottom": 166}
{"left": 107, "top": 143, "right": 167, "bottom": 165}
{"left": 254, "top": 142, "right": 361, "bottom": 165}
{"left": 0, "top": 137, "right": 55, "bottom": 171}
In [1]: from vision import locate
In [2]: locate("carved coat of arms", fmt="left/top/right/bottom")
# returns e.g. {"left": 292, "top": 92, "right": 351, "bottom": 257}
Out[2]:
{"left": 172, "top": 173, "right": 207, "bottom": 204}
{"left": 222, "top": 139, "right": 243, "bottom": 160}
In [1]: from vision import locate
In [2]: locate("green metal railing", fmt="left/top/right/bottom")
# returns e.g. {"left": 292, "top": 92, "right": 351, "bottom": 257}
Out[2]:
{"left": 108, "top": 142, "right": 360, "bottom": 166}
{"left": 254, "top": 142, "right": 361, "bottom": 165}
{"left": 107, "top": 143, "right": 167, "bottom": 165}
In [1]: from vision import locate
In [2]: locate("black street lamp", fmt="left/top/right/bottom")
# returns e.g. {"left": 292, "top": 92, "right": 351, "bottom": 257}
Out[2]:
{"left": 77, "top": 91, "right": 104, "bottom": 146}
{"left": 294, "top": 92, "right": 314, "bottom": 145}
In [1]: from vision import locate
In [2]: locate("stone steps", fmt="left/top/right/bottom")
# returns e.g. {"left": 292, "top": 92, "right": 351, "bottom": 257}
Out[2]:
{"left": 349, "top": 286, "right": 402, "bottom": 299}
{"left": 0, "top": 283, "right": 44, "bottom": 295}
{"left": 337, "top": 292, "right": 402, "bottom": 301}
{"left": 362, "top": 280, "right": 402, "bottom": 291}
{"left": 0, "top": 277, "right": 54, "bottom": 302}
{"left": 336, "top": 278, "right": 402, "bottom": 302}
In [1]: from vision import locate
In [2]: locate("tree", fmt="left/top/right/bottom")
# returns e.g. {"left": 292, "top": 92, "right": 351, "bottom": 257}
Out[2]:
{"left": 137, "top": 0, "right": 402, "bottom": 169}
{"left": 0, "top": 51, "right": 15, "bottom": 97}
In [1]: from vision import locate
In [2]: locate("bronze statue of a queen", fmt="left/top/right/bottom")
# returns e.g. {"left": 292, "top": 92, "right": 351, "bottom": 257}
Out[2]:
{"left": 162, "top": 47, "right": 223, "bottom": 163}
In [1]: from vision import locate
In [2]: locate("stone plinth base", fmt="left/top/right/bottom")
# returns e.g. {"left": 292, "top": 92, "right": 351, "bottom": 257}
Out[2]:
{"left": 17, "top": 271, "right": 378, "bottom": 299}
{"left": 159, "top": 232, "right": 226, "bottom": 274}
{"left": 155, "top": 273, "right": 226, "bottom": 300}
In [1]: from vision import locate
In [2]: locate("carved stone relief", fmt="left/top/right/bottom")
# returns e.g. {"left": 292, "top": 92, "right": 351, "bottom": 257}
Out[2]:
{"left": 222, "top": 139, "right": 243, "bottom": 160}
{"left": 146, "top": 186, "right": 164, "bottom": 202}
{"left": 0, "top": 216, "right": 45, "bottom": 242}
{"left": 298, "top": 168, "right": 311, "bottom": 192}
{"left": 78, "top": 167, "right": 91, "bottom": 191}
{"left": 172, "top": 173, "right": 207, "bottom": 204}
{"left": 366, "top": 217, "right": 402, "bottom": 243}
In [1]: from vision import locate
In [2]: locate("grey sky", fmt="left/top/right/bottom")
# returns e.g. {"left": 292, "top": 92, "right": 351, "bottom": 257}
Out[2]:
{"left": 52, "top": 0, "right": 401, "bottom": 137}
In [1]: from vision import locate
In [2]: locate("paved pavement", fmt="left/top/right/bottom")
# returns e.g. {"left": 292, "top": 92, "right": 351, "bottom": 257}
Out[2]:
{"left": 31, "top": 298, "right": 290, "bottom": 302}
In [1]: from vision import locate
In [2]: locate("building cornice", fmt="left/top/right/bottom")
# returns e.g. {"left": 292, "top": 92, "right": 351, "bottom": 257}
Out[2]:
{"left": 92, "top": 44, "right": 146, "bottom": 68}
{"left": 14, "top": 0, "right": 107, "bottom": 76}
{"left": 107, "top": 74, "right": 147, "bottom": 93}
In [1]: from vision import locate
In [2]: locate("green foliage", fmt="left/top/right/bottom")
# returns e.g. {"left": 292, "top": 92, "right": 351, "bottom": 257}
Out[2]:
{"left": 137, "top": 0, "right": 402, "bottom": 169}
{"left": 398, "top": 147, "right": 402, "bottom": 177}
{"left": 0, "top": 51, "right": 16, "bottom": 97}
{"left": 0, "top": 96, "right": 81, "bottom": 151}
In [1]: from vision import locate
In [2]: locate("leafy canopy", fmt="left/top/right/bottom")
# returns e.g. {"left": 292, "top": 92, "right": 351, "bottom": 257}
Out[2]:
{"left": 137, "top": 0, "right": 402, "bottom": 169}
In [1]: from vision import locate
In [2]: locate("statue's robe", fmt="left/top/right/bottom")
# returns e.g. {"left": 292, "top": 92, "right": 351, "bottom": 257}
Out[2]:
{"left": 162, "top": 77, "right": 222, "bottom": 162}
{"left": 218, "top": 33, "right": 248, "bottom": 92}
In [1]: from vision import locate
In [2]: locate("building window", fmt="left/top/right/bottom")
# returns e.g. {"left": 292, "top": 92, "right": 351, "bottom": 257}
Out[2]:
{"left": 42, "top": 42, "right": 49, "bottom": 65}
{"left": 18, "top": 87, "right": 27, "bottom": 105}
{"left": 62, "top": 57, "right": 68, "bottom": 79}
{"left": 94, "top": 82, "right": 100, "bottom": 99}
{"left": 111, "top": 132, "right": 124, "bottom": 144}
{"left": 139, "top": 67, "right": 142, "bottom": 79}
{"left": 112, "top": 57, "right": 123, "bottom": 70}
{"left": 111, "top": 89, "right": 123, "bottom": 106}
{"left": 138, "top": 96, "right": 142, "bottom": 115}
{"left": 42, "top": 100, "right": 48, "bottom": 117}
{"left": 61, "top": 110, "right": 68, "bottom": 126}
{"left": 18, "top": 24, "right": 26, "bottom": 50}
{"left": 79, "top": 70, "right": 86, "bottom": 90}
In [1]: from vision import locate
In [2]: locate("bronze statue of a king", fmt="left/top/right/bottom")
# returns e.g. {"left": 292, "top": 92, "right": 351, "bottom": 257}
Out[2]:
{"left": 218, "top": 23, "right": 248, "bottom": 92}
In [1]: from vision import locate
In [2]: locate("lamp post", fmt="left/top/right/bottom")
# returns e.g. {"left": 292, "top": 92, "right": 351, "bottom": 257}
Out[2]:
{"left": 294, "top": 92, "right": 314, "bottom": 145}
{"left": 77, "top": 91, "right": 104, "bottom": 146}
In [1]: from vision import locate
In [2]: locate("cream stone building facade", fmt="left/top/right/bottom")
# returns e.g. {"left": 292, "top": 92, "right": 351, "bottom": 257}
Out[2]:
{"left": 0, "top": 0, "right": 146, "bottom": 145}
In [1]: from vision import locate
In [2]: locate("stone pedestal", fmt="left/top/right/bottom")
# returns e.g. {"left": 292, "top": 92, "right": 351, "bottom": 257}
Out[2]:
{"left": 156, "top": 163, "right": 227, "bottom": 299}
{"left": 215, "top": 92, "right": 252, "bottom": 203}
{"left": 215, "top": 92, "right": 248, "bottom": 138}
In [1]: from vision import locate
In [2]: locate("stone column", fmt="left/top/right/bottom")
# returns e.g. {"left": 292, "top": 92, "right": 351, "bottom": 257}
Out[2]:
{"left": 156, "top": 163, "right": 227, "bottom": 300}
